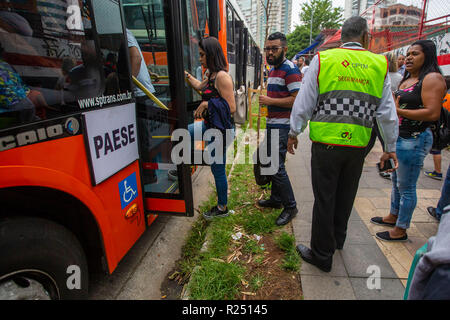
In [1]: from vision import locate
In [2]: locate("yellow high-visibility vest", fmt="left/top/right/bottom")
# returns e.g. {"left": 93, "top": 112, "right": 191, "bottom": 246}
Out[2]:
{"left": 309, "top": 48, "right": 387, "bottom": 147}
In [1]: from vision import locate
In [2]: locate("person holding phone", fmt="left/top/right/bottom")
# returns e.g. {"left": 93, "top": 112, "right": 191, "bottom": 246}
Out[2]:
{"left": 370, "top": 40, "right": 446, "bottom": 242}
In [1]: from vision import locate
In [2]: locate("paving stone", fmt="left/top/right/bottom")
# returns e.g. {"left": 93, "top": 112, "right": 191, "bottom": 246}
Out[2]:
{"left": 356, "top": 188, "right": 387, "bottom": 198}
{"left": 411, "top": 207, "right": 438, "bottom": 223}
{"left": 414, "top": 222, "right": 439, "bottom": 239}
{"left": 417, "top": 176, "right": 444, "bottom": 189}
{"left": 297, "top": 188, "right": 315, "bottom": 202}
{"left": 369, "top": 197, "right": 391, "bottom": 209}
{"left": 300, "top": 275, "right": 356, "bottom": 300}
{"left": 292, "top": 223, "right": 311, "bottom": 243}
{"left": 404, "top": 236, "right": 429, "bottom": 256}
{"left": 349, "top": 277, "right": 405, "bottom": 300}
{"left": 416, "top": 189, "right": 443, "bottom": 199}
{"left": 374, "top": 239, "right": 414, "bottom": 274}
{"left": 345, "top": 220, "right": 374, "bottom": 245}
{"left": 348, "top": 207, "right": 360, "bottom": 221}
{"left": 340, "top": 244, "right": 397, "bottom": 278}
{"left": 298, "top": 202, "right": 313, "bottom": 223}
{"left": 357, "top": 179, "right": 371, "bottom": 188}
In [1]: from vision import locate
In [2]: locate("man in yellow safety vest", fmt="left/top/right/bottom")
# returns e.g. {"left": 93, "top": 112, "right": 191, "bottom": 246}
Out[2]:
{"left": 287, "top": 16, "right": 399, "bottom": 272}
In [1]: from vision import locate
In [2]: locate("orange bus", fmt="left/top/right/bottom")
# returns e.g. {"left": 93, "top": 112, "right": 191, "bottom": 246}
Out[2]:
{"left": 0, "top": 0, "right": 261, "bottom": 300}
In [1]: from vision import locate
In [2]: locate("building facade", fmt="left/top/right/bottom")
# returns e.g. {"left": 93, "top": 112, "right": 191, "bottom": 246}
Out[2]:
{"left": 236, "top": 0, "right": 292, "bottom": 48}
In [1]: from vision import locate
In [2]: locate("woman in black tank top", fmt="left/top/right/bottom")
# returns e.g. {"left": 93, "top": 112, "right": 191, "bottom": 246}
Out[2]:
{"left": 372, "top": 40, "right": 446, "bottom": 243}
{"left": 184, "top": 37, "right": 236, "bottom": 220}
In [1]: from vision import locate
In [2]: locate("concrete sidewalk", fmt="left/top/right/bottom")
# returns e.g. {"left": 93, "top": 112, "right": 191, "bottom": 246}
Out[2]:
{"left": 287, "top": 129, "right": 448, "bottom": 300}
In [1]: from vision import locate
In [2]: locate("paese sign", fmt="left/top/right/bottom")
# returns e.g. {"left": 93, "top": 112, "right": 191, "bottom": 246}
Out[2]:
{"left": 83, "top": 103, "right": 139, "bottom": 185}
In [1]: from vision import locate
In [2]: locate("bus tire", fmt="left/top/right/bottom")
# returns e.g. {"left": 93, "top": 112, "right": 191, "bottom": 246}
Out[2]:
{"left": 0, "top": 217, "right": 89, "bottom": 300}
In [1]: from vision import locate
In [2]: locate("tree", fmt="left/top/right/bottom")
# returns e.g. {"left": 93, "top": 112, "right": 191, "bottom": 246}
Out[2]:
{"left": 299, "top": 0, "right": 343, "bottom": 32}
{"left": 287, "top": 0, "right": 343, "bottom": 59}
{"left": 286, "top": 25, "right": 313, "bottom": 59}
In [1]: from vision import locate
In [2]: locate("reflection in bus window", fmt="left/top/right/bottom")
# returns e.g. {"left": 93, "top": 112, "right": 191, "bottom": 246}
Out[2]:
{"left": 0, "top": 1, "right": 132, "bottom": 130}
{"left": 123, "top": 0, "right": 180, "bottom": 195}
{"left": 181, "top": 0, "right": 210, "bottom": 108}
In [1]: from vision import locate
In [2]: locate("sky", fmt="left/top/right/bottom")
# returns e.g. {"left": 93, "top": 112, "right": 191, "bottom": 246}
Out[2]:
{"left": 291, "top": 0, "right": 347, "bottom": 30}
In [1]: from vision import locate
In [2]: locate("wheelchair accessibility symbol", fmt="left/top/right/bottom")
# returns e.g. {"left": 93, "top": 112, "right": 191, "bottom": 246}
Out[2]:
{"left": 119, "top": 173, "right": 138, "bottom": 209}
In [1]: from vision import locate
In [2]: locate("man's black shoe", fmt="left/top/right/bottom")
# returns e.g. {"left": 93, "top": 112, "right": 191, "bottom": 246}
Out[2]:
{"left": 257, "top": 199, "right": 282, "bottom": 209}
{"left": 296, "top": 244, "right": 332, "bottom": 272}
{"left": 275, "top": 207, "right": 298, "bottom": 226}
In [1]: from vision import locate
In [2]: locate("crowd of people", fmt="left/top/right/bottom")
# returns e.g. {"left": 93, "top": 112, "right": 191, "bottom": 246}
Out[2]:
{"left": 185, "top": 16, "right": 449, "bottom": 299}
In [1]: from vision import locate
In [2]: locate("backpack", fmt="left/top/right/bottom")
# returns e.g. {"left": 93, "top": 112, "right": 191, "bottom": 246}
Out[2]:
{"left": 434, "top": 107, "right": 450, "bottom": 150}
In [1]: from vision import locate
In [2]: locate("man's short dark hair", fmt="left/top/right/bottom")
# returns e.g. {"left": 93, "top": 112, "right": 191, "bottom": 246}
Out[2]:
{"left": 341, "top": 16, "right": 368, "bottom": 42}
{"left": 267, "top": 32, "right": 287, "bottom": 47}
{"left": 304, "top": 58, "right": 310, "bottom": 66}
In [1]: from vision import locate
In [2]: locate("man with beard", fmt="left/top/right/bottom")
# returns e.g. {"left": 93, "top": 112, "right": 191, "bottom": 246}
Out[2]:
{"left": 257, "top": 32, "right": 302, "bottom": 226}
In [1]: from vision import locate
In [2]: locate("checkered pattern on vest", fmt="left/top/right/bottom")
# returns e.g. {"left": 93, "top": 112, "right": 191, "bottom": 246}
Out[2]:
{"left": 313, "top": 98, "right": 377, "bottom": 122}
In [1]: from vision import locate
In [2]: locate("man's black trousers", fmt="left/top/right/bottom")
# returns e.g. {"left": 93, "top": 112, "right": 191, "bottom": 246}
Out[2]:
{"left": 310, "top": 142, "right": 366, "bottom": 263}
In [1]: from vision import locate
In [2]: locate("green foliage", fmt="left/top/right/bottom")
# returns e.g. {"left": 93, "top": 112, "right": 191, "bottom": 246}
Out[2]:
{"left": 242, "top": 209, "right": 279, "bottom": 235}
{"left": 287, "top": 25, "right": 315, "bottom": 62}
{"left": 287, "top": 0, "right": 344, "bottom": 59}
{"left": 274, "top": 231, "right": 295, "bottom": 252}
{"left": 275, "top": 232, "right": 300, "bottom": 271}
{"left": 243, "top": 239, "right": 264, "bottom": 255}
{"left": 282, "top": 249, "right": 301, "bottom": 271}
{"left": 188, "top": 261, "right": 245, "bottom": 300}
{"left": 249, "top": 273, "right": 266, "bottom": 291}
{"left": 299, "top": 0, "right": 344, "bottom": 32}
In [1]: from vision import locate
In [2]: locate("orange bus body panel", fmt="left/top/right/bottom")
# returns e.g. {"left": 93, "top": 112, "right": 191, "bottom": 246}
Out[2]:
{"left": 218, "top": 0, "right": 228, "bottom": 63}
{"left": 0, "top": 135, "right": 146, "bottom": 273}
{"left": 145, "top": 198, "right": 186, "bottom": 213}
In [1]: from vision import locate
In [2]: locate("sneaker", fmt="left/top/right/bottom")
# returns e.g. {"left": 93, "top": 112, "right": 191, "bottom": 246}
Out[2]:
{"left": 203, "top": 206, "right": 229, "bottom": 221}
{"left": 379, "top": 171, "right": 391, "bottom": 179}
{"left": 424, "top": 171, "right": 442, "bottom": 180}
{"left": 426, "top": 207, "right": 441, "bottom": 222}
{"left": 168, "top": 169, "right": 178, "bottom": 181}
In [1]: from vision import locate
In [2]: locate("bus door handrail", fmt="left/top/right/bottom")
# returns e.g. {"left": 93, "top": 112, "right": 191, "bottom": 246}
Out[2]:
{"left": 185, "top": 77, "right": 202, "bottom": 96}
{"left": 132, "top": 76, "right": 169, "bottom": 110}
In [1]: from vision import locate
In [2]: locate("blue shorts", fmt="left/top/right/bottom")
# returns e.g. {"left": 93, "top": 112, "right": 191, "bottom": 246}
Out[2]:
{"left": 430, "top": 149, "right": 441, "bottom": 155}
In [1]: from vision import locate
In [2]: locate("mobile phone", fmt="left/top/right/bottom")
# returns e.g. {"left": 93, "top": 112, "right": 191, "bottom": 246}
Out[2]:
{"left": 377, "top": 159, "right": 395, "bottom": 172}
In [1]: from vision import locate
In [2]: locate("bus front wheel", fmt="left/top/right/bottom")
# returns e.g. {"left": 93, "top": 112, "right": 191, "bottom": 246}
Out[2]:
{"left": 0, "top": 217, "right": 88, "bottom": 300}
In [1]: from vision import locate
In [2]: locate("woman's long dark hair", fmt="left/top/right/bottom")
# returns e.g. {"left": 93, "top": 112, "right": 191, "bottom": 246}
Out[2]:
{"left": 199, "top": 37, "right": 228, "bottom": 75}
{"left": 401, "top": 40, "right": 442, "bottom": 84}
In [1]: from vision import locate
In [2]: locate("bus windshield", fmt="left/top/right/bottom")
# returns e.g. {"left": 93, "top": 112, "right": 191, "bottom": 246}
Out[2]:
{"left": 0, "top": 0, "right": 133, "bottom": 131}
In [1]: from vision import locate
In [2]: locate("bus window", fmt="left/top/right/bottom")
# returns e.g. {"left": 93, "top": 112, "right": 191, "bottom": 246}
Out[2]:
{"left": 195, "top": 0, "right": 208, "bottom": 36}
{"left": 0, "top": 1, "right": 132, "bottom": 131}
{"left": 226, "top": 4, "right": 235, "bottom": 57}
{"left": 181, "top": 0, "right": 210, "bottom": 109}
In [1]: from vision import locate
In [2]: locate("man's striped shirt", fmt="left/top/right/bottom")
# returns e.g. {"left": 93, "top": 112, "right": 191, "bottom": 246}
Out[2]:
{"left": 267, "top": 59, "right": 302, "bottom": 128}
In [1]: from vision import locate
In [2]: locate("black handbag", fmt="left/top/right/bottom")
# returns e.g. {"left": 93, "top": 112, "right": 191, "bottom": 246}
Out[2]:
{"left": 253, "top": 147, "right": 272, "bottom": 186}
